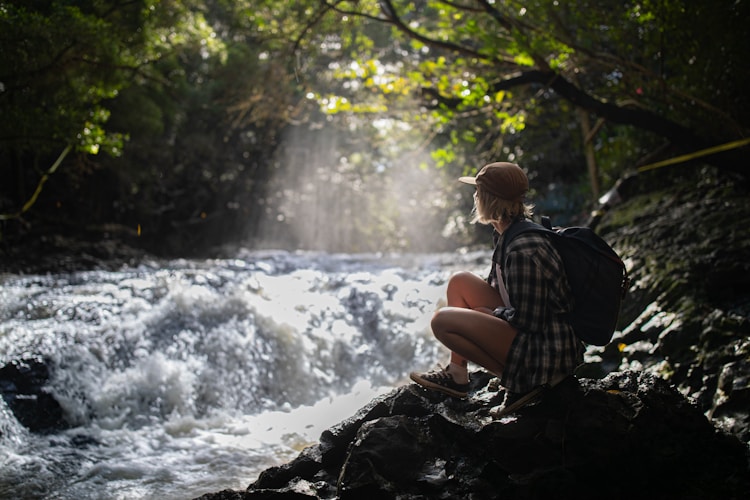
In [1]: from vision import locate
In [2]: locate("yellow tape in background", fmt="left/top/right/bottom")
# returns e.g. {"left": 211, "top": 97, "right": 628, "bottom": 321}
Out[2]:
{"left": 636, "top": 137, "right": 750, "bottom": 173}
{"left": 596, "top": 136, "right": 750, "bottom": 210}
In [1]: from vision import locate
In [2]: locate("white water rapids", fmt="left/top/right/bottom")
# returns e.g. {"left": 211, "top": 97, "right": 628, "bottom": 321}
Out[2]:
{"left": 0, "top": 250, "right": 488, "bottom": 499}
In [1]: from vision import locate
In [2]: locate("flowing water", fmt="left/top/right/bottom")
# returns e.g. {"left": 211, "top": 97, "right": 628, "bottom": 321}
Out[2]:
{"left": 0, "top": 250, "right": 488, "bottom": 499}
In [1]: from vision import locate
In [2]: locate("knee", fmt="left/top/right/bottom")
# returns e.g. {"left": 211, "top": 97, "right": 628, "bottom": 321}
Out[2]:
{"left": 446, "top": 271, "right": 476, "bottom": 291}
{"left": 445, "top": 271, "right": 477, "bottom": 300}
{"left": 431, "top": 308, "right": 449, "bottom": 341}
{"left": 430, "top": 309, "right": 442, "bottom": 332}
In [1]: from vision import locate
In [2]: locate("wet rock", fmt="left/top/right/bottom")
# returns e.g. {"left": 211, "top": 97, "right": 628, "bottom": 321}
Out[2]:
{"left": 0, "top": 356, "right": 69, "bottom": 433}
{"left": 586, "top": 166, "right": 750, "bottom": 443}
{"left": 195, "top": 371, "right": 749, "bottom": 500}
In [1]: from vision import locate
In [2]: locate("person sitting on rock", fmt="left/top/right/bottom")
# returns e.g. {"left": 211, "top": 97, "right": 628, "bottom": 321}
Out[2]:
{"left": 409, "top": 162, "right": 584, "bottom": 414}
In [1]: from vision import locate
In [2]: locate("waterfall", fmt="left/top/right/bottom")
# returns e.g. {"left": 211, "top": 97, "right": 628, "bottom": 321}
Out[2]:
{"left": 0, "top": 250, "right": 487, "bottom": 499}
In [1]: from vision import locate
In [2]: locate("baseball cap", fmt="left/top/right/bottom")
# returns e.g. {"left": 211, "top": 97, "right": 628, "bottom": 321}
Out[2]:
{"left": 458, "top": 162, "right": 529, "bottom": 201}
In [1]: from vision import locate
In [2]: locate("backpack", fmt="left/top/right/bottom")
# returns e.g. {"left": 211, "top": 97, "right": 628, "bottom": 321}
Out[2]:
{"left": 494, "top": 216, "right": 629, "bottom": 346}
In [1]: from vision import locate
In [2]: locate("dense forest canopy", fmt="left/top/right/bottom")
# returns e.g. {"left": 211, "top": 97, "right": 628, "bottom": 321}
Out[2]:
{"left": 1, "top": 0, "right": 747, "bottom": 256}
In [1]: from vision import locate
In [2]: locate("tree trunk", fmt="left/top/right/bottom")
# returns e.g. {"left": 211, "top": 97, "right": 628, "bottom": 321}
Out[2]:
{"left": 577, "top": 108, "right": 601, "bottom": 201}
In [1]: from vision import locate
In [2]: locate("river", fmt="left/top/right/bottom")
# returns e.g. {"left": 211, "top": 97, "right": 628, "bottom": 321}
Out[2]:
{"left": 0, "top": 249, "right": 488, "bottom": 499}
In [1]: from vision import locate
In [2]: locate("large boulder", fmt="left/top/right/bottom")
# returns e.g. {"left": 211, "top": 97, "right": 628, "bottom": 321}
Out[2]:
{"left": 0, "top": 356, "right": 69, "bottom": 433}
{"left": 195, "top": 370, "right": 749, "bottom": 499}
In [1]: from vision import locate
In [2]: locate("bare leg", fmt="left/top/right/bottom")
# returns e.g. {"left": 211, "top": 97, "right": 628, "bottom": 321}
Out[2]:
{"left": 434, "top": 271, "right": 516, "bottom": 377}
{"left": 432, "top": 307, "right": 516, "bottom": 376}
{"left": 411, "top": 271, "right": 516, "bottom": 396}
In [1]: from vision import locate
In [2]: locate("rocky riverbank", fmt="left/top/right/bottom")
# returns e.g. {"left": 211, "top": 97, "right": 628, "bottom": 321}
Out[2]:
{"left": 195, "top": 165, "right": 750, "bottom": 499}
{"left": 591, "top": 165, "right": 750, "bottom": 444}
{"left": 198, "top": 371, "right": 747, "bottom": 499}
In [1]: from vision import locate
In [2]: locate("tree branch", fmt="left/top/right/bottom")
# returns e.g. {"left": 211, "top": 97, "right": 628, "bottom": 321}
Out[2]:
{"left": 474, "top": 0, "right": 517, "bottom": 32}
{"left": 436, "top": 0, "right": 485, "bottom": 13}
{"left": 490, "top": 70, "right": 708, "bottom": 152}
{"left": 0, "top": 144, "right": 73, "bottom": 221}
{"left": 378, "top": 0, "right": 510, "bottom": 63}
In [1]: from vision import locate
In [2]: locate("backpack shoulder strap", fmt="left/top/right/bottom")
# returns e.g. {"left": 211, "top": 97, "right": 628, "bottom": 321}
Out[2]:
{"left": 493, "top": 219, "right": 552, "bottom": 268}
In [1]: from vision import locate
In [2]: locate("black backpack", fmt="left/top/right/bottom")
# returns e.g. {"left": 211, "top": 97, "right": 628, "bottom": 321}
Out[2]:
{"left": 494, "top": 216, "right": 629, "bottom": 346}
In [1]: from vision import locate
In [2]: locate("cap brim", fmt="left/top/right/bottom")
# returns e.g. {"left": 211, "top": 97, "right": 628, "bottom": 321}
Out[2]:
{"left": 458, "top": 176, "right": 477, "bottom": 185}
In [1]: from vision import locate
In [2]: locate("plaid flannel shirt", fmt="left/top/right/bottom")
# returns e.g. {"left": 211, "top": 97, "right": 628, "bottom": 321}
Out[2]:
{"left": 489, "top": 229, "right": 584, "bottom": 394}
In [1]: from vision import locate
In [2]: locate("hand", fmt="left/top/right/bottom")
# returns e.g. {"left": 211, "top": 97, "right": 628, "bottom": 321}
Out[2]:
{"left": 473, "top": 306, "right": 494, "bottom": 315}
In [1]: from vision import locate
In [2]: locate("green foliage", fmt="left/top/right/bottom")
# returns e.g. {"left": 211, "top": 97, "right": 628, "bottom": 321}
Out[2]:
{"left": 297, "top": 0, "right": 748, "bottom": 186}
{"left": 1, "top": 0, "right": 748, "bottom": 255}
{"left": 0, "top": 0, "right": 230, "bottom": 223}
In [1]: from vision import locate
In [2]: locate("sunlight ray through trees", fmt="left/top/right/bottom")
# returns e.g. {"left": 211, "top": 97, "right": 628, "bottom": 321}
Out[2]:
{"left": 1, "top": 0, "right": 747, "bottom": 255}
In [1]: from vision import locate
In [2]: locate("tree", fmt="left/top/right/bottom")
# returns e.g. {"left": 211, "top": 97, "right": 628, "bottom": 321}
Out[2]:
{"left": 3, "top": 1, "right": 747, "bottom": 257}
{"left": 0, "top": 0, "right": 225, "bottom": 227}
{"left": 294, "top": 0, "right": 749, "bottom": 201}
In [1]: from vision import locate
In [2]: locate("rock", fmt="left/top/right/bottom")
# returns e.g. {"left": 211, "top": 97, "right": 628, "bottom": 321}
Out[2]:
{"left": 587, "top": 167, "right": 750, "bottom": 444}
{"left": 195, "top": 371, "right": 749, "bottom": 500}
{"left": 0, "top": 356, "right": 69, "bottom": 433}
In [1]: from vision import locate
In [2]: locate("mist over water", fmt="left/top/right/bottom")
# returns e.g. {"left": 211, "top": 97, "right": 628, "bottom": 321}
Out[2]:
{"left": 257, "top": 125, "right": 464, "bottom": 253}
{"left": 0, "top": 250, "right": 487, "bottom": 499}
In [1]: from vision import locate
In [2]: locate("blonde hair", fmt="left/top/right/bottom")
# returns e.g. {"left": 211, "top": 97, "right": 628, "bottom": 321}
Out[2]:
{"left": 471, "top": 186, "right": 534, "bottom": 225}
